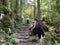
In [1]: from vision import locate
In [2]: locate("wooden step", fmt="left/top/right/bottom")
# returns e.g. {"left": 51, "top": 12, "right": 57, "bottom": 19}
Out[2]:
{"left": 19, "top": 31, "right": 29, "bottom": 33}
{"left": 19, "top": 33, "right": 29, "bottom": 35}
{"left": 17, "top": 33, "right": 29, "bottom": 36}
{"left": 19, "top": 34, "right": 29, "bottom": 36}
{"left": 19, "top": 39, "right": 29, "bottom": 42}
{"left": 17, "top": 36, "right": 29, "bottom": 39}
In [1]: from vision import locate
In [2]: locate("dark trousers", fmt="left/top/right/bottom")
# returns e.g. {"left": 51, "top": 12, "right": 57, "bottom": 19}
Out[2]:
{"left": 33, "top": 28, "right": 45, "bottom": 39}
{"left": 26, "top": 20, "right": 29, "bottom": 24}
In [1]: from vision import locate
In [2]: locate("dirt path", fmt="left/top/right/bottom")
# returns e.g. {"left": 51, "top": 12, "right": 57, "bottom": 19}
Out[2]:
{"left": 17, "top": 26, "right": 40, "bottom": 45}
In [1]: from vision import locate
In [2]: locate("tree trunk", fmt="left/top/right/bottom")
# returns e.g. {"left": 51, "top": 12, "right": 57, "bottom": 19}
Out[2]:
{"left": 37, "top": 0, "right": 41, "bottom": 19}
{"left": 15, "top": 0, "right": 18, "bottom": 15}
{"left": 20, "top": 0, "right": 22, "bottom": 23}
{"left": 34, "top": 5, "right": 36, "bottom": 19}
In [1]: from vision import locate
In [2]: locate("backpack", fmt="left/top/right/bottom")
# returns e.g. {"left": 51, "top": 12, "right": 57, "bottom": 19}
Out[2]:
{"left": 35, "top": 20, "right": 43, "bottom": 29}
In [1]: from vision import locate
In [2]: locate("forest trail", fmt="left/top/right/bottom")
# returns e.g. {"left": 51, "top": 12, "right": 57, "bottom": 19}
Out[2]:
{"left": 16, "top": 25, "right": 40, "bottom": 45}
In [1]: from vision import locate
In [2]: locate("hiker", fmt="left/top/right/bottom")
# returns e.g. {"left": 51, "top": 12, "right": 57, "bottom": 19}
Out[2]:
{"left": 33, "top": 19, "right": 45, "bottom": 45}
{"left": 26, "top": 17, "right": 30, "bottom": 24}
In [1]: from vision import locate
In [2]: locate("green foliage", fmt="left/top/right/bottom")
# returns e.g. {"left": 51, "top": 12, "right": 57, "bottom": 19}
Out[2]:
{"left": 2, "top": 16, "right": 12, "bottom": 28}
{"left": 42, "top": 32, "right": 60, "bottom": 45}
{"left": 52, "top": 0, "right": 60, "bottom": 13}
{"left": 5, "top": 34, "right": 19, "bottom": 45}
{"left": 0, "top": 3, "right": 12, "bottom": 14}
{"left": 0, "top": 43, "right": 6, "bottom": 45}
{"left": 0, "top": 29, "right": 5, "bottom": 33}
{"left": 41, "top": 0, "right": 60, "bottom": 27}
{"left": 0, "top": 15, "right": 12, "bottom": 33}
{"left": 3, "top": 6, "right": 12, "bottom": 15}
{"left": 43, "top": 25, "right": 49, "bottom": 32}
